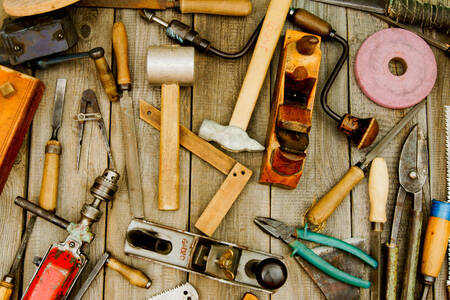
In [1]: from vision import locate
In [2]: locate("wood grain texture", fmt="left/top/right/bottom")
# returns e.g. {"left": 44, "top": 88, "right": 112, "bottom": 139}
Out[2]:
{"left": 38, "top": 140, "right": 61, "bottom": 211}
{"left": 180, "top": 0, "right": 252, "bottom": 16}
{"left": 2, "top": 0, "right": 79, "bottom": 16}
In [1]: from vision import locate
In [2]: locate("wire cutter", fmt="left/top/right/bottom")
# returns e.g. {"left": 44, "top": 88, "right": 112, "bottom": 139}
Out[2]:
{"left": 254, "top": 217, "right": 378, "bottom": 288}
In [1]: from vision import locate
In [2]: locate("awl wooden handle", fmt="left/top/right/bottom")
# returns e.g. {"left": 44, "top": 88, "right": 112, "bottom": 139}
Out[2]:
{"left": 39, "top": 140, "right": 61, "bottom": 211}
{"left": 306, "top": 166, "right": 365, "bottom": 226}
{"left": 106, "top": 257, "right": 151, "bottom": 288}
{"left": 368, "top": 158, "right": 388, "bottom": 224}
{"left": 159, "top": 84, "right": 180, "bottom": 211}
{"left": 112, "top": 22, "right": 132, "bottom": 87}
{"left": 180, "top": 0, "right": 252, "bottom": 16}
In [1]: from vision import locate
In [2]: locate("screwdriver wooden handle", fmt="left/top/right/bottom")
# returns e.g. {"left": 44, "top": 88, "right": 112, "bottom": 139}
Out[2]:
{"left": 39, "top": 140, "right": 61, "bottom": 211}
{"left": 90, "top": 48, "right": 119, "bottom": 102}
{"left": 159, "top": 83, "right": 180, "bottom": 210}
{"left": 112, "top": 22, "right": 131, "bottom": 87}
{"left": 106, "top": 257, "right": 151, "bottom": 288}
{"left": 0, "top": 280, "right": 13, "bottom": 300}
{"left": 306, "top": 166, "right": 365, "bottom": 226}
{"left": 368, "top": 158, "right": 388, "bottom": 224}
{"left": 180, "top": 0, "right": 252, "bottom": 16}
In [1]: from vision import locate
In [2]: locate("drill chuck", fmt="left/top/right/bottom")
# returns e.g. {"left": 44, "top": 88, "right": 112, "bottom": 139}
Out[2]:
{"left": 90, "top": 169, "right": 120, "bottom": 203}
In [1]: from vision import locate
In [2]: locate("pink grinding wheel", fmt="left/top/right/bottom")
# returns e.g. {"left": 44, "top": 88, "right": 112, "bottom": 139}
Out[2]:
{"left": 354, "top": 28, "right": 437, "bottom": 109}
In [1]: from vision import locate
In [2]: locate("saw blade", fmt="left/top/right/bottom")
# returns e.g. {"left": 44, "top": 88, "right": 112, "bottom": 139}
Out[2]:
{"left": 145, "top": 283, "right": 198, "bottom": 300}
{"left": 445, "top": 105, "right": 450, "bottom": 288}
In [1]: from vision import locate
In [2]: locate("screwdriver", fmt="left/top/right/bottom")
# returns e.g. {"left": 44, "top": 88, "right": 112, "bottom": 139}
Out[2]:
{"left": 420, "top": 200, "right": 450, "bottom": 300}
{"left": 0, "top": 216, "right": 36, "bottom": 300}
{"left": 368, "top": 157, "right": 389, "bottom": 300}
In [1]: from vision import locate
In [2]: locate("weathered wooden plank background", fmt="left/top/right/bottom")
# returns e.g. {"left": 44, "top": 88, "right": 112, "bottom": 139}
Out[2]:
{"left": 0, "top": 0, "right": 448, "bottom": 299}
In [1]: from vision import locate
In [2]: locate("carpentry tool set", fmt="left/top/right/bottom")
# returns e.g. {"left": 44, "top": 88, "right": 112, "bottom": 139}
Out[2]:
{"left": 0, "top": 0, "right": 447, "bottom": 299}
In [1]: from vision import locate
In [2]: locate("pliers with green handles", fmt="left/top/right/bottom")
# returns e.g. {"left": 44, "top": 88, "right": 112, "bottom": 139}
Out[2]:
{"left": 254, "top": 217, "right": 378, "bottom": 288}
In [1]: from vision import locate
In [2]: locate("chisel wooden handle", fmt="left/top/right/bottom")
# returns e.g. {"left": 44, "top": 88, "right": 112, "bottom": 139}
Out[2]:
{"left": 90, "top": 48, "right": 119, "bottom": 102}
{"left": 0, "top": 280, "right": 13, "bottom": 300}
{"left": 242, "top": 293, "right": 258, "bottom": 300}
{"left": 112, "top": 22, "right": 131, "bottom": 87}
{"left": 229, "top": 0, "right": 292, "bottom": 130}
{"left": 368, "top": 158, "right": 388, "bottom": 224}
{"left": 179, "top": 0, "right": 251, "bottom": 16}
{"left": 386, "top": 243, "right": 398, "bottom": 300}
{"left": 306, "top": 166, "right": 365, "bottom": 226}
{"left": 39, "top": 140, "right": 61, "bottom": 211}
{"left": 106, "top": 257, "right": 151, "bottom": 288}
{"left": 159, "top": 83, "right": 180, "bottom": 210}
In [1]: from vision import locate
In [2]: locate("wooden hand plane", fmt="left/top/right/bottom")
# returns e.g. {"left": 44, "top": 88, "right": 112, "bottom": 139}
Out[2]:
{"left": 260, "top": 30, "right": 321, "bottom": 189}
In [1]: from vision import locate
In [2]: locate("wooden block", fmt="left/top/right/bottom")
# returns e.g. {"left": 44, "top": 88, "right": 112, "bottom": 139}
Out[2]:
{"left": 0, "top": 65, "right": 44, "bottom": 195}
{"left": 0, "top": 82, "right": 16, "bottom": 98}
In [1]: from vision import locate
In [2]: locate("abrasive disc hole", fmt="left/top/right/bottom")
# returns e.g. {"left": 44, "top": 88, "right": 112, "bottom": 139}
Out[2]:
{"left": 389, "top": 57, "right": 407, "bottom": 76}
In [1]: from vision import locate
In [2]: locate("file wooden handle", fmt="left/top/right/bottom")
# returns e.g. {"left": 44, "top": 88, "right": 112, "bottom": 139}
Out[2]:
{"left": 112, "top": 22, "right": 132, "bottom": 87}
{"left": 39, "top": 140, "right": 61, "bottom": 212}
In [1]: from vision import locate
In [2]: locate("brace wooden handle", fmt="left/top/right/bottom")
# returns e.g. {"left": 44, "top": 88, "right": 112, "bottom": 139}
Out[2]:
{"left": 0, "top": 281, "right": 13, "bottom": 300}
{"left": 106, "top": 257, "right": 151, "bottom": 288}
{"left": 386, "top": 243, "right": 398, "bottom": 300}
{"left": 91, "top": 49, "right": 119, "bottom": 102}
{"left": 229, "top": 0, "right": 292, "bottom": 130}
{"left": 159, "top": 83, "right": 180, "bottom": 211}
{"left": 180, "top": 0, "right": 251, "bottom": 16}
{"left": 39, "top": 140, "right": 61, "bottom": 212}
{"left": 368, "top": 158, "right": 388, "bottom": 224}
{"left": 289, "top": 8, "right": 333, "bottom": 37}
{"left": 112, "top": 22, "right": 132, "bottom": 86}
{"left": 306, "top": 166, "right": 365, "bottom": 226}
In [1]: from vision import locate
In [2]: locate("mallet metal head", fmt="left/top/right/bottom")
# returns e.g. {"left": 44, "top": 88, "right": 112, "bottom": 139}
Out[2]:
{"left": 146, "top": 46, "right": 195, "bottom": 86}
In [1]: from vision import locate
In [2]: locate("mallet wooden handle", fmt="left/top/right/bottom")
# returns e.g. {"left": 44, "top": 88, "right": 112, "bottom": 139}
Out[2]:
{"left": 159, "top": 83, "right": 180, "bottom": 210}
{"left": 39, "top": 140, "right": 61, "bottom": 211}
{"left": 180, "top": 0, "right": 252, "bottom": 16}
{"left": 112, "top": 22, "right": 131, "bottom": 87}
{"left": 106, "top": 257, "right": 151, "bottom": 288}
{"left": 306, "top": 166, "right": 365, "bottom": 226}
{"left": 368, "top": 158, "right": 388, "bottom": 224}
{"left": 229, "top": 0, "right": 292, "bottom": 130}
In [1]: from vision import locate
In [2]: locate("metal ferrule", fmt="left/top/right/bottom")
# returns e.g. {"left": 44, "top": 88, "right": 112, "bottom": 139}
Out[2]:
{"left": 45, "top": 142, "right": 62, "bottom": 154}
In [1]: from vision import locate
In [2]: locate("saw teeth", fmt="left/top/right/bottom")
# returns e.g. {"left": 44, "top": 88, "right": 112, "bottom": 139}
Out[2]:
{"left": 144, "top": 283, "right": 194, "bottom": 300}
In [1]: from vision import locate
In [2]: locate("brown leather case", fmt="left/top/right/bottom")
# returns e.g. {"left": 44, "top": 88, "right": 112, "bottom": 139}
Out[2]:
{"left": 0, "top": 65, "right": 45, "bottom": 195}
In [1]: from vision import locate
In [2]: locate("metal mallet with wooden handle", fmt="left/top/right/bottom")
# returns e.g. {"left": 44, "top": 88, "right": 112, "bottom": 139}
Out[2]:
{"left": 112, "top": 21, "right": 145, "bottom": 219}
{"left": 198, "top": 0, "right": 292, "bottom": 153}
{"left": 146, "top": 46, "right": 195, "bottom": 211}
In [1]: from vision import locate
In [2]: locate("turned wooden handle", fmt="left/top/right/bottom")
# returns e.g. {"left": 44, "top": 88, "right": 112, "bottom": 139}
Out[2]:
{"left": 159, "top": 83, "right": 180, "bottom": 211}
{"left": 92, "top": 53, "right": 119, "bottom": 102}
{"left": 112, "top": 22, "right": 132, "bottom": 86}
{"left": 0, "top": 281, "right": 13, "bottom": 300}
{"left": 39, "top": 140, "right": 61, "bottom": 212}
{"left": 289, "top": 8, "right": 333, "bottom": 37}
{"left": 180, "top": 0, "right": 251, "bottom": 16}
{"left": 106, "top": 257, "right": 151, "bottom": 288}
{"left": 421, "top": 216, "right": 450, "bottom": 278}
{"left": 368, "top": 158, "right": 388, "bottom": 224}
{"left": 386, "top": 243, "right": 399, "bottom": 300}
{"left": 306, "top": 166, "right": 365, "bottom": 226}
{"left": 229, "top": 0, "right": 292, "bottom": 130}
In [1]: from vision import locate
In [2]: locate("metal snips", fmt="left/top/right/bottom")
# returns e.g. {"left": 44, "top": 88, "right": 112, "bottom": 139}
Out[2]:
{"left": 254, "top": 217, "right": 377, "bottom": 288}
{"left": 386, "top": 124, "right": 428, "bottom": 300}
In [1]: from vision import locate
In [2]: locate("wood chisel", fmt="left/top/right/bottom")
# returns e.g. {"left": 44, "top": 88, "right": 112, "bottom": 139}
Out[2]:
{"left": 368, "top": 157, "right": 388, "bottom": 300}
{"left": 306, "top": 100, "right": 426, "bottom": 227}
{"left": 0, "top": 215, "right": 36, "bottom": 300}
{"left": 76, "top": 0, "right": 252, "bottom": 16}
{"left": 112, "top": 22, "right": 145, "bottom": 219}
{"left": 39, "top": 79, "right": 67, "bottom": 212}
{"left": 72, "top": 252, "right": 151, "bottom": 300}
{"left": 420, "top": 106, "right": 450, "bottom": 300}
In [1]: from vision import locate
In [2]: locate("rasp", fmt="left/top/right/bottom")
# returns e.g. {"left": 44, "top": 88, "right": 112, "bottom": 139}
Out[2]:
{"left": 446, "top": 105, "right": 450, "bottom": 298}
{"left": 145, "top": 283, "right": 199, "bottom": 300}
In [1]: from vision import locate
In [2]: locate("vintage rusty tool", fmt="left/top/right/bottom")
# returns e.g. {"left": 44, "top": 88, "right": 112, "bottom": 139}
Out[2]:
{"left": 306, "top": 101, "right": 425, "bottom": 227}
{"left": 140, "top": 10, "right": 261, "bottom": 60}
{"left": 385, "top": 125, "right": 428, "bottom": 300}
{"left": 0, "top": 216, "right": 36, "bottom": 300}
{"left": 420, "top": 106, "right": 450, "bottom": 300}
{"left": 198, "top": 0, "right": 292, "bottom": 152}
{"left": 254, "top": 217, "right": 377, "bottom": 288}
{"left": 368, "top": 157, "right": 389, "bottom": 300}
{"left": 72, "top": 252, "right": 151, "bottom": 300}
{"left": 39, "top": 79, "right": 67, "bottom": 212}
{"left": 112, "top": 22, "right": 145, "bottom": 219}
{"left": 145, "top": 283, "right": 198, "bottom": 300}
{"left": 140, "top": 101, "right": 252, "bottom": 236}
{"left": 76, "top": 89, "right": 116, "bottom": 171}
{"left": 287, "top": 8, "right": 378, "bottom": 149}
{"left": 16, "top": 169, "right": 120, "bottom": 300}
{"left": 146, "top": 46, "right": 195, "bottom": 211}
{"left": 308, "top": 0, "right": 449, "bottom": 33}
{"left": 78, "top": 0, "right": 252, "bottom": 16}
